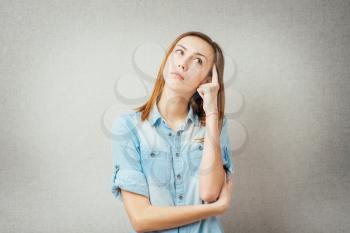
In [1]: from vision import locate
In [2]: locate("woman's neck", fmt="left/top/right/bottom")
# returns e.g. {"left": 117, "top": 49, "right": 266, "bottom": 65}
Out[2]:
{"left": 157, "top": 87, "right": 192, "bottom": 124}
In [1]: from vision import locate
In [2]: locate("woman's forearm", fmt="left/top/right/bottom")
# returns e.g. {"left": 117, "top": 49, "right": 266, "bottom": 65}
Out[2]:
{"left": 137, "top": 202, "right": 222, "bottom": 232}
{"left": 199, "top": 114, "right": 225, "bottom": 201}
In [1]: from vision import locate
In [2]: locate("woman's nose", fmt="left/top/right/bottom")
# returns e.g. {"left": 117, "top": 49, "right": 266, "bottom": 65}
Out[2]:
{"left": 178, "top": 64, "right": 184, "bottom": 70}
{"left": 177, "top": 58, "right": 188, "bottom": 70}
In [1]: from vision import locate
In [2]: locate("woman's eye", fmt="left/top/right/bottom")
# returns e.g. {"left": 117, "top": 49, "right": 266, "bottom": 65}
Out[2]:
{"left": 174, "top": 50, "right": 202, "bottom": 65}
{"left": 194, "top": 58, "right": 203, "bottom": 65}
{"left": 175, "top": 49, "right": 183, "bottom": 55}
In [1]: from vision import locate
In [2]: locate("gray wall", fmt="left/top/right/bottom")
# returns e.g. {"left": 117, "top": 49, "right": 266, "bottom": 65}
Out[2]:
{"left": 1, "top": 0, "right": 349, "bottom": 232}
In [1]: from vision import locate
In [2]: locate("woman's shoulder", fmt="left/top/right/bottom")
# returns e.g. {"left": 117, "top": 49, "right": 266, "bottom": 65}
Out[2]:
{"left": 112, "top": 111, "right": 142, "bottom": 132}
{"left": 115, "top": 110, "right": 140, "bottom": 121}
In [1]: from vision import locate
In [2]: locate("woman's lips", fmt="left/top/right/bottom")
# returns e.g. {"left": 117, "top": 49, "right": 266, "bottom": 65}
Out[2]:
{"left": 171, "top": 72, "right": 184, "bottom": 80}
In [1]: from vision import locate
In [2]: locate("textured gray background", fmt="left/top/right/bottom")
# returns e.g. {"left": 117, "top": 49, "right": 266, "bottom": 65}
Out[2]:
{"left": 1, "top": 0, "right": 349, "bottom": 233}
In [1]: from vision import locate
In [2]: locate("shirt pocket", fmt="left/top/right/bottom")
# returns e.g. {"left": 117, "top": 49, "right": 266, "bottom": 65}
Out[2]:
{"left": 139, "top": 148, "right": 173, "bottom": 188}
{"left": 186, "top": 143, "right": 204, "bottom": 176}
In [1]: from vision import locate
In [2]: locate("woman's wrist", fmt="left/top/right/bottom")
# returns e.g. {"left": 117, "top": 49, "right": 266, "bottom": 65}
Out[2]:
{"left": 205, "top": 106, "right": 219, "bottom": 116}
{"left": 205, "top": 111, "right": 219, "bottom": 118}
{"left": 205, "top": 111, "right": 219, "bottom": 125}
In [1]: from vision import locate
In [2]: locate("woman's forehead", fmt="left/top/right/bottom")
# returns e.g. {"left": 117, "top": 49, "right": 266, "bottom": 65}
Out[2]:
{"left": 175, "top": 36, "right": 214, "bottom": 58}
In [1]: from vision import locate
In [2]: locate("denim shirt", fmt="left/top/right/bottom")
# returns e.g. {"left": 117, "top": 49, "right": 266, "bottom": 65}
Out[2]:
{"left": 111, "top": 103, "right": 234, "bottom": 233}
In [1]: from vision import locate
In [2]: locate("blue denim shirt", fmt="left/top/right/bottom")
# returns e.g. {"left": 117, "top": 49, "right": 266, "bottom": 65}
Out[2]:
{"left": 111, "top": 103, "right": 234, "bottom": 233}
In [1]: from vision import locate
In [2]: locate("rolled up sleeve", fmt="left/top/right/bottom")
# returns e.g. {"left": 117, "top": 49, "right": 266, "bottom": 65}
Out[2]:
{"left": 111, "top": 115, "right": 150, "bottom": 202}
{"left": 220, "top": 115, "right": 234, "bottom": 179}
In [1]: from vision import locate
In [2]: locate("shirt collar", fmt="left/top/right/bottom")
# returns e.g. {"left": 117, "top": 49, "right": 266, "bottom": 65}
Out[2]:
{"left": 149, "top": 103, "right": 198, "bottom": 127}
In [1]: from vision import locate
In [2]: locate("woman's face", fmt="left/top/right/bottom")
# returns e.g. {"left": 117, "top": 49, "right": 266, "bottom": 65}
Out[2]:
{"left": 162, "top": 36, "right": 215, "bottom": 94}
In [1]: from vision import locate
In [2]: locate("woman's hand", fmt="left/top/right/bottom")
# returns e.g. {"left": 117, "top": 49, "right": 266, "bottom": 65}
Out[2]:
{"left": 196, "top": 64, "right": 220, "bottom": 114}
{"left": 212, "top": 176, "right": 234, "bottom": 215}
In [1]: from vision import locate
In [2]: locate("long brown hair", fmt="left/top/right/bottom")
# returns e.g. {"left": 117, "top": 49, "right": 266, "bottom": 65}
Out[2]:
{"left": 134, "top": 31, "right": 226, "bottom": 138}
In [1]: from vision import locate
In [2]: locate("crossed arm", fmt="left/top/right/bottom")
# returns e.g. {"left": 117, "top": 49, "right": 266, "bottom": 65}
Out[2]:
{"left": 120, "top": 176, "right": 233, "bottom": 233}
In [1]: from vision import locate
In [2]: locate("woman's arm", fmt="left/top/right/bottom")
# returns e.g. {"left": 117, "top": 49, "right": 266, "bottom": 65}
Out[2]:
{"left": 199, "top": 113, "right": 226, "bottom": 202}
{"left": 121, "top": 177, "right": 233, "bottom": 233}
{"left": 197, "top": 64, "right": 228, "bottom": 202}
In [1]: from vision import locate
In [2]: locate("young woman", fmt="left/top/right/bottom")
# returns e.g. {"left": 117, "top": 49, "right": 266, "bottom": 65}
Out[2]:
{"left": 111, "top": 31, "right": 234, "bottom": 233}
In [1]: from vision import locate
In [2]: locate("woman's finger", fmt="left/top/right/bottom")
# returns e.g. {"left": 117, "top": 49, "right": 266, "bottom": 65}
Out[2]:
{"left": 197, "top": 88, "right": 204, "bottom": 99}
{"left": 211, "top": 64, "right": 218, "bottom": 85}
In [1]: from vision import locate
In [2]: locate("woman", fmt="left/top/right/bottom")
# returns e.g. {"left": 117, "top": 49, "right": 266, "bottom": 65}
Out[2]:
{"left": 111, "top": 31, "right": 234, "bottom": 233}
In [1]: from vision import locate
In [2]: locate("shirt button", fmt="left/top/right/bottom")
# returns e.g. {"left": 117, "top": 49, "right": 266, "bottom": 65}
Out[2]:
{"left": 176, "top": 174, "right": 181, "bottom": 179}
{"left": 150, "top": 152, "right": 155, "bottom": 157}
{"left": 177, "top": 131, "right": 181, "bottom": 136}
{"left": 175, "top": 152, "right": 179, "bottom": 157}
{"left": 199, "top": 145, "right": 203, "bottom": 150}
{"left": 178, "top": 195, "right": 183, "bottom": 200}
{"left": 168, "top": 132, "right": 172, "bottom": 136}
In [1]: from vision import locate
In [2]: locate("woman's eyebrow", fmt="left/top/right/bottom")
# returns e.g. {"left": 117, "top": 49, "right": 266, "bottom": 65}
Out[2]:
{"left": 176, "top": 44, "right": 207, "bottom": 60}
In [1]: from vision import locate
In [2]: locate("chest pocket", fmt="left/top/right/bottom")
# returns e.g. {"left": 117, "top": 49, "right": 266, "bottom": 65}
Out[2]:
{"left": 186, "top": 143, "right": 204, "bottom": 176}
{"left": 140, "top": 148, "right": 172, "bottom": 188}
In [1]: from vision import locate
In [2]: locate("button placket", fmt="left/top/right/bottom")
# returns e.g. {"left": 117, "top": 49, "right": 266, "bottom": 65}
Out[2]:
{"left": 173, "top": 130, "right": 185, "bottom": 205}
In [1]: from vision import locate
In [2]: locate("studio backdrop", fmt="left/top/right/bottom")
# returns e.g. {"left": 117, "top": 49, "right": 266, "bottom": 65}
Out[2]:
{"left": 0, "top": 1, "right": 349, "bottom": 233}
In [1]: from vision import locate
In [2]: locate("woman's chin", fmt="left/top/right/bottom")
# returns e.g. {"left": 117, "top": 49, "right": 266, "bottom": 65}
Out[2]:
{"left": 164, "top": 82, "right": 183, "bottom": 91}
{"left": 164, "top": 81, "right": 194, "bottom": 95}
{"left": 164, "top": 77, "right": 182, "bottom": 86}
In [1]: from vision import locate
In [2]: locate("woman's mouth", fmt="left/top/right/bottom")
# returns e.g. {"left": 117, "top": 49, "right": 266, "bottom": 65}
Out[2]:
{"left": 171, "top": 72, "right": 184, "bottom": 80}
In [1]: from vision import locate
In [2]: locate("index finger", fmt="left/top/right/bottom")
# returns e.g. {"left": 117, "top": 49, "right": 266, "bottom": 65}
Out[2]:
{"left": 211, "top": 64, "right": 218, "bottom": 85}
